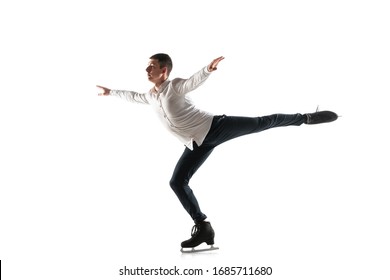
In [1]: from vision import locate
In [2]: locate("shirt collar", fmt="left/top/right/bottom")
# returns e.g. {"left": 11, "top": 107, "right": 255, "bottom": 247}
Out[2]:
{"left": 150, "top": 79, "right": 170, "bottom": 94}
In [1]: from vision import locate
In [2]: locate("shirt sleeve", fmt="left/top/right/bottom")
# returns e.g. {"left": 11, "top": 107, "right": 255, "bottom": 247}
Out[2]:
{"left": 171, "top": 66, "right": 211, "bottom": 96}
{"left": 110, "top": 90, "right": 150, "bottom": 105}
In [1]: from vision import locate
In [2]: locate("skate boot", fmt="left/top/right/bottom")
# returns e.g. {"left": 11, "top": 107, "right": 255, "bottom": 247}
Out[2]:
{"left": 180, "top": 221, "right": 219, "bottom": 253}
{"left": 304, "top": 110, "right": 338, "bottom": 125}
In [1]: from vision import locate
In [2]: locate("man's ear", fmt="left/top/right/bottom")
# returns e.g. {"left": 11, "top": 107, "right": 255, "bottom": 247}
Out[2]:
{"left": 161, "top": 66, "right": 167, "bottom": 74}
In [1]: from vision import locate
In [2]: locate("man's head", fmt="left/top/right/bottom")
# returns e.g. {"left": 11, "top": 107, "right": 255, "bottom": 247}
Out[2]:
{"left": 146, "top": 53, "right": 173, "bottom": 85}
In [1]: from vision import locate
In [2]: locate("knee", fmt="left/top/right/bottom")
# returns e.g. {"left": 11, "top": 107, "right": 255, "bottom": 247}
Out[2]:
{"left": 169, "top": 177, "right": 179, "bottom": 192}
{"left": 169, "top": 177, "right": 185, "bottom": 193}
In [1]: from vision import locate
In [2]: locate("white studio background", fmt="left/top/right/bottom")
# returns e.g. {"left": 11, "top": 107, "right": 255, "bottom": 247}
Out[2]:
{"left": 0, "top": 0, "right": 389, "bottom": 279}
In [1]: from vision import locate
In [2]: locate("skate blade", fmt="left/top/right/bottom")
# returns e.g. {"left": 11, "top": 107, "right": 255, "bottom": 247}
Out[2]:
{"left": 181, "top": 245, "right": 219, "bottom": 253}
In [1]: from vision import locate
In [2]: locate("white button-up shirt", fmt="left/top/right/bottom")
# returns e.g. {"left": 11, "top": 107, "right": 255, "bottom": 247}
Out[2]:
{"left": 110, "top": 66, "right": 214, "bottom": 150}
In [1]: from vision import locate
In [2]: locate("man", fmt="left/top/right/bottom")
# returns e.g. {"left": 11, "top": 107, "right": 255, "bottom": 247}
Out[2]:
{"left": 97, "top": 53, "right": 338, "bottom": 252}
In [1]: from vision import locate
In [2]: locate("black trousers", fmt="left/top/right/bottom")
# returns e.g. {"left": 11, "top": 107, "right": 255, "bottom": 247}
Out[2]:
{"left": 169, "top": 113, "right": 306, "bottom": 222}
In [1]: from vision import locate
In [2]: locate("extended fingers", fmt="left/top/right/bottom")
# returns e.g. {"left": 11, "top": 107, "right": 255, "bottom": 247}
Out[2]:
{"left": 215, "top": 56, "right": 225, "bottom": 63}
{"left": 96, "top": 85, "right": 109, "bottom": 95}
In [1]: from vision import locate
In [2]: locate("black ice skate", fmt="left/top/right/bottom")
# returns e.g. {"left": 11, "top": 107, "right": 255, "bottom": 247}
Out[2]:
{"left": 305, "top": 107, "right": 338, "bottom": 125}
{"left": 180, "top": 221, "right": 219, "bottom": 253}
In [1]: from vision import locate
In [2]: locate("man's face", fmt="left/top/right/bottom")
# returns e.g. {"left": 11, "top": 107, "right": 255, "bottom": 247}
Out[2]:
{"left": 146, "top": 59, "right": 165, "bottom": 83}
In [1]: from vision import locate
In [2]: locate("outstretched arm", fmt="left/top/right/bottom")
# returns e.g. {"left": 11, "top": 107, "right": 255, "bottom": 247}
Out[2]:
{"left": 207, "top": 56, "right": 225, "bottom": 72}
{"left": 97, "top": 85, "right": 150, "bottom": 104}
{"left": 172, "top": 56, "right": 225, "bottom": 95}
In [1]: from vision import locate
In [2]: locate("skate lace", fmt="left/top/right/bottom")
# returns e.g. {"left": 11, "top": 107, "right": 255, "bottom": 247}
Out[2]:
{"left": 307, "top": 105, "right": 319, "bottom": 124}
{"left": 191, "top": 224, "right": 200, "bottom": 237}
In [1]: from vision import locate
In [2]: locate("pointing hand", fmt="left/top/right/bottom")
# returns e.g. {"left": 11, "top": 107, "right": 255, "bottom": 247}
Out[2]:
{"left": 207, "top": 56, "right": 225, "bottom": 72}
{"left": 96, "top": 85, "right": 111, "bottom": 96}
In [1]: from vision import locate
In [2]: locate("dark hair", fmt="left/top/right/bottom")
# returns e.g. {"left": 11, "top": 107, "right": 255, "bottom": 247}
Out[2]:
{"left": 149, "top": 53, "right": 173, "bottom": 76}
